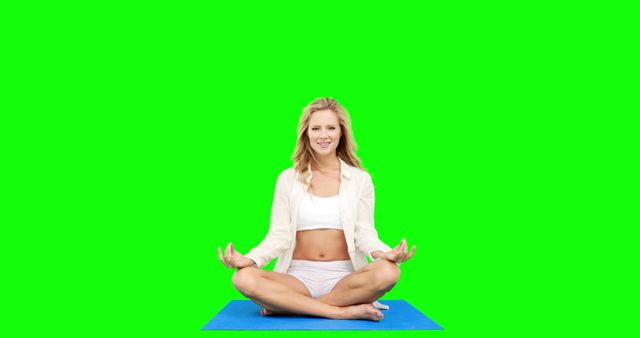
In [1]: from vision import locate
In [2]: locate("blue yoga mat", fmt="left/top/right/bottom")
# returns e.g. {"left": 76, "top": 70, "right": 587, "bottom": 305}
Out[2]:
{"left": 202, "top": 300, "right": 443, "bottom": 330}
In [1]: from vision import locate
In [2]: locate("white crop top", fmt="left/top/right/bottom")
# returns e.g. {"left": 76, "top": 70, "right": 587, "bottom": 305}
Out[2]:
{"left": 296, "top": 191, "right": 342, "bottom": 231}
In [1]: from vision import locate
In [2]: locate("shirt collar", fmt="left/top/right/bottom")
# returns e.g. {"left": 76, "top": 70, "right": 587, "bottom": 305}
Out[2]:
{"left": 306, "top": 157, "right": 353, "bottom": 184}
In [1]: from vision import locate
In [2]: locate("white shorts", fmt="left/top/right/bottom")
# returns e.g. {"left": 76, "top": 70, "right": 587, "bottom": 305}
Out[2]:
{"left": 286, "top": 259, "right": 355, "bottom": 299}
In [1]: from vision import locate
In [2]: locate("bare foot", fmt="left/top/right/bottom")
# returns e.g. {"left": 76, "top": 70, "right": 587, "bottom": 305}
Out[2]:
{"left": 260, "top": 307, "right": 295, "bottom": 316}
{"left": 260, "top": 308, "right": 272, "bottom": 316}
{"left": 342, "top": 303, "right": 384, "bottom": 321}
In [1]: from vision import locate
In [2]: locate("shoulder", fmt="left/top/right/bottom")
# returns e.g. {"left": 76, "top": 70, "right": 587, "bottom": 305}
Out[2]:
{"left": 273, "top": 167, "right": 294, "bottom": 180}
{"left": 271, "top": 167, "right": 296, "bottom": 192}
{"left": 275, "top": 167, "right": 298, "bottom": 185}
{"left": 351, "top": 166, "right": 369, "bottom": 178}
{"left": 279, "top": 167, "right": 295, "bottom": 178}
{"left": 350, "top": 166, "right": 374, "bottom": 185}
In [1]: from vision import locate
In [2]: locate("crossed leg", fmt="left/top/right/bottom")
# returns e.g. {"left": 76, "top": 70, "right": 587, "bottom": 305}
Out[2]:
{"left": 316, "top": 259, "right": 401, "bottom": 306}
{"left": 236, "top": 266, "right": 312, "bottom": 316}
{"left": 231, "top": 259, "right": 400, "bottom": 320}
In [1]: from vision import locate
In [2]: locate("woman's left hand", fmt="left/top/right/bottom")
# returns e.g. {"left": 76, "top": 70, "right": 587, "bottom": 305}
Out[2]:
{"left": 380, "top": 238, "right": 416, "bottom": 264}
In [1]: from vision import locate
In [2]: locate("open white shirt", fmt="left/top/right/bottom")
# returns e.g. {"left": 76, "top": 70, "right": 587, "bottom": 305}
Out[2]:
{"left": 245, "top": 158, "right": 394, "bottom": 310}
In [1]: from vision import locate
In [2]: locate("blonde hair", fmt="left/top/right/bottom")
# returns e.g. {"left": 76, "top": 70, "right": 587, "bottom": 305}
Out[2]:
{"left": 292, "top": 97, "right": 365, "bottom": 192}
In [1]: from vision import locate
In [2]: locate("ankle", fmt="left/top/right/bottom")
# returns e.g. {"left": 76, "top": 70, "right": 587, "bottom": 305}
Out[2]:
{"left": 333, "top": 305, "right": 350, "bottom": 320}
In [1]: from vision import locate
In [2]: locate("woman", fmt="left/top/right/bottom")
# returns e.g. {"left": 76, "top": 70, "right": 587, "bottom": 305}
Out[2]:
{"left": 217, "top": 97, "right": 416, "bottom": 321}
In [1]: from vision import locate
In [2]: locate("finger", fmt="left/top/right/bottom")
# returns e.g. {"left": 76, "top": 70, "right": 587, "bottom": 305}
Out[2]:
{"left": 218, "top": 248, "right": 229, "bottom": 267}
{"left": 226, "top": 243, "right": 232, "bottom": 256}
{"left": 222, "top": 248, "right": 229, "bottom": 267}
{"left": 219, "top": 248, "right": 230, "bottom": 268}
{"left": 394, "top": 243, "right": 402, "bottom": 256}
{"left": 402, "top": 239, "right": 408, "bottom": 253}
{"left": 229, "top": 244, "right": 238, "bottom": 264}
{"left": 402, "top": 247, "right": 415, "bottom": 262}
{"left": 223, "top": 245, "right": 231, "bottom": 263}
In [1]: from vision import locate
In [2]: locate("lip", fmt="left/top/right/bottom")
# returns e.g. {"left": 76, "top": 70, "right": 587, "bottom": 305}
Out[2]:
{"left": 318, "top": 142, "right": 331, "bottom": 148}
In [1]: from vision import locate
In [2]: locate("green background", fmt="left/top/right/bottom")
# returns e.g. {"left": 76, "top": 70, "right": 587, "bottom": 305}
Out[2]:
{"left": 3, "top": 1, "right": 636, "bottom": 338}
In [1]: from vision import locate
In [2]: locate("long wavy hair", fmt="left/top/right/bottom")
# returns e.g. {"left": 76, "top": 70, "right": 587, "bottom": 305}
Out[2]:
{"left": 292, "top": 97, "right": 365, "bottom": 192}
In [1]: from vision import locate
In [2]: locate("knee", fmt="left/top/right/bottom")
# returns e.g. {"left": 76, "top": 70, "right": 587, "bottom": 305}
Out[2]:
{"left": 371, "top": 259, "right": 401, "bottom": 291}
{"left": 232, "top": 267, "right": 260, "bottom": 297}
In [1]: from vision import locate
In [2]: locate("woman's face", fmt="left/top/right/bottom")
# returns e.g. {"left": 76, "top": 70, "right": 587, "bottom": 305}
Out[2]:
{"left": 308, "top": 109, "right": 342, "bottom": 157}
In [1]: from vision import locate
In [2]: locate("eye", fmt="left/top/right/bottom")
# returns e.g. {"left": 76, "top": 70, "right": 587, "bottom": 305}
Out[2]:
{"left": 311, "top": 128, "right": 318, "bottom": 131}
{"left": 330, "top": 127, "right": 336, "bottom": 130}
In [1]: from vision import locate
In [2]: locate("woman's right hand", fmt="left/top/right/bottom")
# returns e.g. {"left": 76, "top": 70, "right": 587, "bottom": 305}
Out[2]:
{"left": 217, "top": 242, "right": 256, "bottom": 269}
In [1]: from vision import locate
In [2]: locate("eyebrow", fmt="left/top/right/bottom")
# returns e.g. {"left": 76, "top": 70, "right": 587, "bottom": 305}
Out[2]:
{"left": 310, "top": 124, "right": 337, "bottom": 127}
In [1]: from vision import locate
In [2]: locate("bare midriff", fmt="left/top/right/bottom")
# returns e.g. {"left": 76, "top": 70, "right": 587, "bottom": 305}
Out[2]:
{"left": 292, "top": 229, "right": 350, "bottom": 261}
{"left": 293, "top": 162, "right": 349, "bottom": 261}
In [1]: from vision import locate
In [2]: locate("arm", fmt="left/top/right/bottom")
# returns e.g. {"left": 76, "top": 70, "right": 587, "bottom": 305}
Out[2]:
{"left": 244, "top": 170, "right": 293, "bottom": 268}
{"left": 354, "top": 173, "right": 392, "bottom": 258}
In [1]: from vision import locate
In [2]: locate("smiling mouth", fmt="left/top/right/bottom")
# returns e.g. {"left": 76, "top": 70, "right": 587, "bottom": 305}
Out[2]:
{"left": 318, "top": 142, "right": 331, "bottom": 148}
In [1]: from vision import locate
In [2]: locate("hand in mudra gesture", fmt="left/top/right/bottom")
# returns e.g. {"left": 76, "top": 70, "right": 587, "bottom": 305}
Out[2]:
{"left": 217, "top": 242, "right": 255, "bottom": 269}
{"left": 380, "top": 238, "right": 416, "bottom": 264}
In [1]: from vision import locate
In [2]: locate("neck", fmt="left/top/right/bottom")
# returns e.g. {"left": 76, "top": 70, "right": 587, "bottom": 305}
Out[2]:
{"left": 312, "top": 153, "right": 340, "bottom": 170}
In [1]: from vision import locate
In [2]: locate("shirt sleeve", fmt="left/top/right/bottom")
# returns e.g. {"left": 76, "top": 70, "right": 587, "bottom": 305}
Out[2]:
{"left": 245, "top": 170, "right": 292, "bottom": 268}
{"left": 368, "top": 250, "right": 381, "bottom": 262}
{"left": 354, "top": 173, "right": 392, "bottom": 256}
